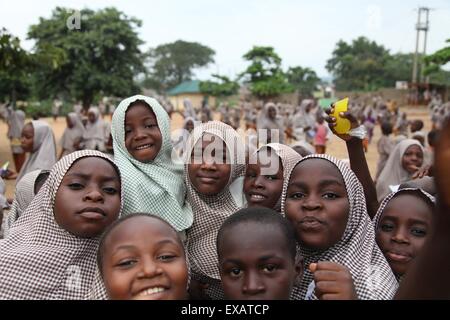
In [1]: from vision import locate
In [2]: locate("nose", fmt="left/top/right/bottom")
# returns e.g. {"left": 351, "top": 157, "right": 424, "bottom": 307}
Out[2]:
{"left": 83, "top": 187, "right": 104, "bottom": 203}
{"left": 133, "top": 127, "right": 147, "bottom": 141}
{"left": 253, "top": 175, "right": 265, "bottom": 189}
{"left": 301, "top": 195, "right": 322, "bottom": 211}
{"left": 392, "top": 227, "right": 409, "bottom": 244}
{"left": 242, "top": 271, "right": 265, "bottom": 296}
{"left": 137, "top": 256, "right": 163, "bottom": 279}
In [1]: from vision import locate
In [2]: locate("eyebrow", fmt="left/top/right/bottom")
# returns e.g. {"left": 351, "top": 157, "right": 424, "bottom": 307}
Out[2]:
{"left": 382, "top": 215, "right": 429, "bottom": 225}
{"left": 318, "top": 179, "right": 344, "bottom": 188}
{"left": 65, "top": 172, "right": 119, "bottom": 182}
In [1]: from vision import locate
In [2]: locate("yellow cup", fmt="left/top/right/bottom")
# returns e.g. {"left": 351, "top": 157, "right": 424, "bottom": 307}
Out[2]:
{"left": 332, "top": 97, "right": 351, "bottom": 134}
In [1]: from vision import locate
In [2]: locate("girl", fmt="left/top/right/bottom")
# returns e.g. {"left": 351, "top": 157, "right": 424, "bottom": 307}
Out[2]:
{"left": 185, "top": 121, "right": 246, "bottom": 299}
{"left": 4, "top": 169, "right": 49, "bottom": 237}
{"left": 2, "top": 105, "right": 26, "bottom": 173}
{"left": 0, "top": 150, "right": 122, "bottom": 299}
{"left": 171, "top": 116, "right": 195, "bottom": 159}
{"left": 81, "top": 107, "right": 108, "bottom": 152}
{"left": 244, "top": 143, "right": 301, "bottom": 211}
{"left": 375, "top": 122, "right": 394, "bottom": 180}
{"left": 17, "top": 120, "right": 57, "bottom": 183}
{"left": 374, "top": 188, "right": 434, "bottom": 281}
{"left": 111, "top": 95, "right": 193, "bottom": 233}
{"left": 257, "top": 102, "right": 285, "bottom": 144}
{"left": 314, "top": 115, "right": 328, "bottom": 154}
{"left": 59, "top": 112, "right": 85, "bottom": 158}
{"left": 290, "top": 140, "right": 315, "bottom": 157}
{"left": 283, "top": 154, "right": 398, "bottom": 300}
{"left": 376, "top": 139, "right": 424, "bottom": 202}
{"left": 94, "top": 213, "right": 189, "bottom": 300}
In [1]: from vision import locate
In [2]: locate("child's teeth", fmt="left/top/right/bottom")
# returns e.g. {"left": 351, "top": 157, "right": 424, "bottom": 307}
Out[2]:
{"left": 141, "top": 287, "right": 165, "bottom": 296}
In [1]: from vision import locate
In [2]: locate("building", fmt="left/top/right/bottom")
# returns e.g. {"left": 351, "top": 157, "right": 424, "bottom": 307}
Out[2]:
{"left": 167, "top": 80, "right": 216, "bottom": 111}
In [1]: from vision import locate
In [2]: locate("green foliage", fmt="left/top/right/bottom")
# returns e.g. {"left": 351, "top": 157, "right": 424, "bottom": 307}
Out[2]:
{"left": 425, "top": 39, "right": 450, "bottom": 66}
{"left": 28, "top": 7, "right": 145, "bottom": 109}
{"left": 241, "top": 46, "right": 293, "bottom": 99}
{"left": 0, "top": 28, "right": 34, "bottom": 102}
{"left": 144, "top": 40, "right": 215, "bottom": 92}
{"left": 424, "top": 39, "right": 450, "bottom": 82}
{"left": 286, "top": 66, "right": 320, "bottom": 98}
{"left": 199, "top": 74, "right": 239, "bottom": 97}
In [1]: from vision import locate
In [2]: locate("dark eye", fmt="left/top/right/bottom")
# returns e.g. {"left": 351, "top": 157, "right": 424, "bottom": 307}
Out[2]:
{"left": 289, "top": 192, "right": 305, "bottom": 199}
{"left": 230, "top": 268, "right": 242, "bottom": 277}
{"left": 411, "top": 228, "right": 427, "bottom": 237}
{"left": 323, "top": 192, "right": 338, "bottom": 199}
{"left": 266, "top": 175, "right": 278, "bottom": 181}
{"left": 103, "top": 187, "right": 118, "bottom": 195}
{"left": 125, "top": 127, "right": 132, "bottom": 134}
{"left": 246, "top": 171, "right": 256, "bottom": 178}
{"left": 262, "top": 264, "right": 277, "bottom": 273}
{"left": 380, "top": 223, "right": 394, "bottom": 232}
{"left": 145, "top": 123, "right": 156, "bottom": 129}
{"left": 116, "top": 259, "right": 137, "bottom": 268}
{"left": 68, "top": 183, "right": 84, "bottom": 190}
{"left": 158, "top": 254, "right": 176, "bottom": 261}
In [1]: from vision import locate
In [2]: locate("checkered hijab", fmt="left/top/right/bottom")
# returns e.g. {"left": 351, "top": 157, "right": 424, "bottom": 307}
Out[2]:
{"left": 254, "top": 143, "right": 302, "bottom": 212}
{"left": 185, "top": 121, "right": 246, "bottom": 286}
{"left": 0, "top": 150, "right": 122, "bottom": 299}
{"left": 282, "top": 154, "right": 398, "bottom": 300}
{"left": 112, "top": 95, "right": 193, "bottom": 232}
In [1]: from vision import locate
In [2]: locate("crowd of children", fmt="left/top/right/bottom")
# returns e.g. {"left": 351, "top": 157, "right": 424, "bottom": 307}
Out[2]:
{"left": 0, "top": 92, "right": 449, "bottom": 300}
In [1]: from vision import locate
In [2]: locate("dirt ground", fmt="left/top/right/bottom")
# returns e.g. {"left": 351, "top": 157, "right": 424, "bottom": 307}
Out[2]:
{"left": 0, "top": 106, "right": 432, "bottom": 199}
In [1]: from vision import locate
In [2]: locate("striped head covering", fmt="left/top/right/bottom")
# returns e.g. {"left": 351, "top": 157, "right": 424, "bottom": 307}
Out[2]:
{"left": 185, "top": 121, "right": 246, "bottom": 299}
{"left": 252, "top": 143, "right": 302, "bottom": 212}
{"left": 17, "top": 120, "right": 57, "bottom": 183}
{"left": 0, "top": 150, "right": 122, "bottom": 299}
{"left": 282, "top": 154, "right": 398, "bottom": 300}
{"left": 112, "top": 95, "right": 193, "bottom": 232}
{"left": 373, "top": 187, "right": 435, "bottom": 281}
{"left": 376, "top": 139, "right": 424, "bottom": 202}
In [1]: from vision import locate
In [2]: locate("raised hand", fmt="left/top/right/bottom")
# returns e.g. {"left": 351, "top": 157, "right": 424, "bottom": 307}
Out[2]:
{"left": 325, "top": 104, "right": 360, "bottom": 142}
{"left": 309, "top": 261, "right": 357, "bottom": 300}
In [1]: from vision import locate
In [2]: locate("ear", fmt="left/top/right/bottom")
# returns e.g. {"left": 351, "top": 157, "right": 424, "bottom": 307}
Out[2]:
{"left": 293, "top": 254, "right": 304, "bottom": 286}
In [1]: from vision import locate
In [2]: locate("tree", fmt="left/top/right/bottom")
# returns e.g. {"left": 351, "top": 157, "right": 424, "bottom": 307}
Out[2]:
{"left": 28, "top": 7, "right": 145, "bottom": 110}
{"left": 199, "top": 74, "right": 239, "bottom": 98}
{"left": 144, "top": 40, "right": 215, "bottom": 92}
{"left": 240, "top": 46, "right": 293, "bottom": 100}
{"left": 326, "top": 37, "right": 391, "bottom": 91}
{"left": 424, "top": 39, "right": 450, "bottom": 85}
{"left": 286, "top": 66, "right": 320, "bottom": 101}
{"left": 0, "top": 29, "right": 34, "bottom": 103}
{"left": 384, "top": 53, "right": 414, "bottom": 84}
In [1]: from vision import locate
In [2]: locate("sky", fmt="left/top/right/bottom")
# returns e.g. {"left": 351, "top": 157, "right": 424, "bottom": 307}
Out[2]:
{"left": 1, "top": 0, "right": 449, "bottom": 80}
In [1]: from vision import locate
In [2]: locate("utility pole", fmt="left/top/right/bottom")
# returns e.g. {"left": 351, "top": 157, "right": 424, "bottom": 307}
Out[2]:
{"left": 412, "top": 7, "right": 431, "bottom": 85}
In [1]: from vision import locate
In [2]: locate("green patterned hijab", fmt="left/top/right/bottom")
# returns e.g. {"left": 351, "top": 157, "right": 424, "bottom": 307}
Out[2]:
{"left": 111, "top": 95, "right": 193, "bottom": 231}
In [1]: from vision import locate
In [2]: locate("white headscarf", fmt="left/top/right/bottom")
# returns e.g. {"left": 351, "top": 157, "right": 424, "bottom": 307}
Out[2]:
{"left": 0, "top": 150, "right": 122, "bottom": 299}
{"left": 60, "top": 112, "right": 85, "bottom": 156}
{"left": 82, "top": 107, "right": 107, "bottom": 151}
{"left": 257, "top": 102, "right": 285, "bottom": 143}
{"left": 17, "top": 120, "right": 57, "bottom": 183}
{"left": 376, "top": 139, "right": 424, "bottom": 202}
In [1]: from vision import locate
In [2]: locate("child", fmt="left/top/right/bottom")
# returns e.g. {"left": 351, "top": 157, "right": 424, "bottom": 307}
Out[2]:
{"left": 283, "top": 154, "right": 398, "bottom": 300}
{"left": 244, "top": 143, "right": 301, "bottom": 211}
{"left": 4, "top": 169, "right": 50, "bottom": 237}
{"left": 0, "top": 150, "right": 122, "bottom": 299}
{"left": 373, "top": 188, "right": 435, "bottom": 281}
{"left": 314, "top": 116, "right": 328, "bottom": 154}
{"left": 376, "top": 139, "right": 424, "bottom": 202}
{"left": 81, "top": 107, "right": 108, "bottom": 151}
{"left": 111, "top": 95, "right": 193, "bottom": 233}
{"left": 95, "top": 213, "right": 189, "bottom": 300}
{"left": 59, "top": 112, "right": 85, "bottom": 159}
{"left": 17, "top": 120, "right": 57, "bottom": 183}
{"left": 185, "top": 121, "right": 246, "bottom": 299}
{"left": 375, "top": 121, "right": 394, "bottom": 180}
{"left": 290, "top": 141, "right": 314, "bottom": 157}
{"left": 257, "top": 102, "right": 285, "bottom": 144}
{"left": 171, "top": 117, "right": 195, "bottom": 159}
{"left": 217, "top": 207, "right": 302, "bottom": 300}
{"left": 1, "top": 105, "right": 26, "bottom": 173}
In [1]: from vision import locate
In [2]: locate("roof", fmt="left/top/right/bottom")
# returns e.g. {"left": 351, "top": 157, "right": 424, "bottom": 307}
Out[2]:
{"left": 167, "top": 80, "right": 201, "bottom": 96}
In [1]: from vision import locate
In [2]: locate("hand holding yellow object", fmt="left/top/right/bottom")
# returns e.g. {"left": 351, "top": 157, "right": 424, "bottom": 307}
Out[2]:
{"left": 331, "top": 97, "right": 351, "bottom": 134}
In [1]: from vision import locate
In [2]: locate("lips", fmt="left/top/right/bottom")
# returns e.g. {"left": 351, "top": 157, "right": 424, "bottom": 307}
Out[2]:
{"left": 385, "top": 250, "right": 412, "bottom": 263}
{"left": 132, "top": 286, "right": 169, "bottom": 300}
{"left": 77, "top": 207, "right": 106, "bottom": 220}
{"left": 135, "top": 143, "right": 153, "bottom": 151}
{"left": 299, "top": 216, "right": 323, "bottom": 229}
{"left": 197, "top": 174, "right": 219, "bottom": 184}
{"left": 248, "top": 191, "right": 267, "bottom": 202}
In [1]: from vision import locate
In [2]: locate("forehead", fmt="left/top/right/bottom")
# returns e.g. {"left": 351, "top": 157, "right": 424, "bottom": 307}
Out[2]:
{"left": 404, "top": 145, "right": 422, "bottom": 153}
{"left": 383, "top": 193, "right": 433, "bottom": 223}
{"left": 65, "top": 157, "right": 119, "bottom": 178}
{"left": 219, "top": 222, "right": 289, "bottom": 256}
{"left": 194, "top": 133, "right": 227, "bottom": 149}
{"left": 290, "top": 159, "right": 344, "bottom": 185}
{"left": 105, "top": 216, "right": 179, "bottom": 249}
{"left": 125, "top": 103, "right": 156, "bottom": 119}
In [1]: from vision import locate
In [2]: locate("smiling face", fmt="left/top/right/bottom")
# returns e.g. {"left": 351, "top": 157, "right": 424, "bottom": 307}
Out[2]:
{"left": 188, "top": 133, "right": 231, "bottom": 196}
{"left": 376, "top": 193, "right": 433, "bottom": 277}
{"left": 124, "top": 103, "right": 162, "bottom": 163}
{"left": 401, "top": 145, "right": 423, "bottom": 174}
{"left": 21, "top": 123, "right": 34, "bottom": 152}
{"left": 244, "top": 150, "right": 283, "bottom": 209}
{"left": 100, "top": 215, "right": 188, "bottom": 300}
{"left": 285, "top": 159, "right": 350, "bottom": 250}
{"left": 218, "top": 222, "right": 301, "bottom": 300}
{"left": 53, "top": 157, "right": 121, "bottom": 238}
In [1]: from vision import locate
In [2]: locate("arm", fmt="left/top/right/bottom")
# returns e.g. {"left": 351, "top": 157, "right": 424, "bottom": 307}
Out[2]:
{"left": 325, "top": 106, "right": 379, "bottom": 219}
{"left": 395, "top": 120, "right": 450, "bottom": 299}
